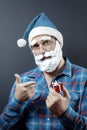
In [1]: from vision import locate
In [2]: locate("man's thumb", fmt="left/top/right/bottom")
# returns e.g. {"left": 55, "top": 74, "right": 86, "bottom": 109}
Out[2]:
{"left": 14, "top": 73, "right": 21, "bottom": 84}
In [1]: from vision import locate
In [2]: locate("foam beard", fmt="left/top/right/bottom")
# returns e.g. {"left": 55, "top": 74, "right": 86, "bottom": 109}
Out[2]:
{"left": 33, "top": 41, "right": 62, "bottom": 72}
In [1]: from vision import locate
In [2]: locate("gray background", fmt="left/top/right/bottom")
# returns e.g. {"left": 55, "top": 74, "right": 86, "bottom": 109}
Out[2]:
{"left": 0, "top": 0, "right": 87, "bottom": 113}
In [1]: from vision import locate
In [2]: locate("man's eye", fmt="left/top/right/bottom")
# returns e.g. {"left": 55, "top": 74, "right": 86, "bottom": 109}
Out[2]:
{"left": 43, "top": 40, "right": 50, "bottom": 45}
{"left": 33, "top": 44, "right": 39, "bottom": 48}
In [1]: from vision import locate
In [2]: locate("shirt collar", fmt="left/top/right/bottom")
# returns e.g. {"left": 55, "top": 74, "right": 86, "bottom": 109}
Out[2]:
{"left": 61, "top": 57, "right": 72, "bottom": 78}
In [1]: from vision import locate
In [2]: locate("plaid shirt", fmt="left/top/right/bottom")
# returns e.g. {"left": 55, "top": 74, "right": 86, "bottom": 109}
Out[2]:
{"left": 0, "top": 58, "right": 87, "bottom": 130}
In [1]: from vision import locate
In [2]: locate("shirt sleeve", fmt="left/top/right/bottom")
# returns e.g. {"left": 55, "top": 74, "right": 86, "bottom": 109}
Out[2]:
{"left": 60, "top": 81, "right": 87, "bottom": 130}
{"left": 0, "top": 82, "right": 27, "bottom": 130}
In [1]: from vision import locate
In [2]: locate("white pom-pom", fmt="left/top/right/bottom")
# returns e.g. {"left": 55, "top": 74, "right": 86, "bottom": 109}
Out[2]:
{"left": 17, "top": 39, "right": 27, "bottom": 47}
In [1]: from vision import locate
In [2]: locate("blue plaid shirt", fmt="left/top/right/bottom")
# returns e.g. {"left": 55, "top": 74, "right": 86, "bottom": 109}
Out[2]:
{"left": 0, "top": 58, "right": 87, "bottom": 130}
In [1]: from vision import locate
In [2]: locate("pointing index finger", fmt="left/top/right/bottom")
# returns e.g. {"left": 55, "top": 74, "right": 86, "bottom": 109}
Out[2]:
{"left": 23, "top": 81, "right": 36, "bottom": 87}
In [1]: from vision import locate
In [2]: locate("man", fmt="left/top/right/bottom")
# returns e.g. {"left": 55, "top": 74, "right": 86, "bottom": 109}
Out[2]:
{"left": 0, "top": 12, "right": 87, "bottom": 130}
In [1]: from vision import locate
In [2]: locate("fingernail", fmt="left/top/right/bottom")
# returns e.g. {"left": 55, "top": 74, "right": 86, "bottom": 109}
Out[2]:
{"left": 14, "top": 73, "right": 17, "bottom": 77}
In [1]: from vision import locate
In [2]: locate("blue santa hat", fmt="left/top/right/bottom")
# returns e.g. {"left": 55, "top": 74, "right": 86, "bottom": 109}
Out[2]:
{"left": 17, "top": 12, "right": 63, "bottom": 47}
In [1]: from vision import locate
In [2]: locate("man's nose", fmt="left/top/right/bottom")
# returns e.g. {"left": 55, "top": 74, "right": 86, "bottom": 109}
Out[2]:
{"left": 39, "top": 45, "right": 45, "bottom": 54}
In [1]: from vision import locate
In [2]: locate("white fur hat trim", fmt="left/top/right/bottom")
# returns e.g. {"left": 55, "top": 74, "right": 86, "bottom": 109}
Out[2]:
{"left": 28, "top": 27, "right": 63, "bottom": 47}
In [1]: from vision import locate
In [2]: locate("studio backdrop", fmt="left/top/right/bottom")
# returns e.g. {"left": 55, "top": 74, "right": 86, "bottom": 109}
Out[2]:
{"left": 0, "top": 0, "right": 87, "bottom": 113}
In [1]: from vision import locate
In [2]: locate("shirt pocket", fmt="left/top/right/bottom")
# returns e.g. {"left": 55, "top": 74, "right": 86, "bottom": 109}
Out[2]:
{"left": 69, "top": 92, "right": 80, "bottom": 111}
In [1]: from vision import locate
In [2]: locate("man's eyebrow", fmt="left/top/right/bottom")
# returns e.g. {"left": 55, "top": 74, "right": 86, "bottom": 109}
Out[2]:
{"left": 30, "top": 39, "right": 37, "bottom": 46}
{"left": 31, "top": 36, "right": 51, "bottom": 46}
{"left": 40, "top": 36, "right": 51, "bottom": 41}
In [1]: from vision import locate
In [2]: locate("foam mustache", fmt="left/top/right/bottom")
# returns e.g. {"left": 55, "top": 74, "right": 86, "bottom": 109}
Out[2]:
{"left": 34, "top": 49, "right": 56, "bottom": 61}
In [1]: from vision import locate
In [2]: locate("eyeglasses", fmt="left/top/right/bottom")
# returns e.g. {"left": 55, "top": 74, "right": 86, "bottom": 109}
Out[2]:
{"left": 31, "top": 39, "right": 56, "bottom": 55}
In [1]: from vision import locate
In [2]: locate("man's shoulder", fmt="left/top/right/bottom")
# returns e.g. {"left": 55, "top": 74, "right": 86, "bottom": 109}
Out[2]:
{"left": 72, "top": 63, "right": 87, "bottom": 71}
{"left": 20, "top": 67, "right": 41, "bottom": 77}
{"left": 72, "top": 63, "right": 87, "bottom": 75}
{"left": 65, "top": 57, "right": 87, "bottom": 74}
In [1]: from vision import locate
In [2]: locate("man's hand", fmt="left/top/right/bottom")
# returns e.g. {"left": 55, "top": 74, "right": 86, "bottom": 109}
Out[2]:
{"left": 46, "top": 84, "right": 70, "bottom": 116}
{"left": 14, "top": 74, "right": 36, "bottom": 101}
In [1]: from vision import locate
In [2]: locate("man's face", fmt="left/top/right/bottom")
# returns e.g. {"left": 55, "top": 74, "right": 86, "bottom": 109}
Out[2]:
{"left": 30, "top": 35, "right": 62, "bottom": 72}
{"left": 31, "top": 35, "right": 56, "bottom": 56}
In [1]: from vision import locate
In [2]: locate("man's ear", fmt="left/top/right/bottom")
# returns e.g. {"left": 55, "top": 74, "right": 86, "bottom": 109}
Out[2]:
{"left": 60, "top": 44, "right": 63, "bottom": 49}
{"left": 58, "top": 40, "right": 63, "bottom": 49}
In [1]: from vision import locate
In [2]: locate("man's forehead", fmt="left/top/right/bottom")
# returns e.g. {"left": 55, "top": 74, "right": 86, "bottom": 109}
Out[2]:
{"left": 30, "top": 35, "right": 51, "bottom": 46}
